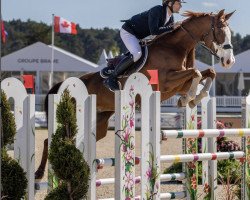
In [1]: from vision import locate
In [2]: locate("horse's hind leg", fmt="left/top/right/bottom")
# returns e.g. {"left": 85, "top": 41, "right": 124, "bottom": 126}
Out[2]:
{"left": 189, "top": 68, "right": 216, "bottom": 108}
{"left": 34, "top": 111, "right": 113, "bottom": 180}
{"left": 35, "top": 139, "right": 48, "bottom": 179}
{"left": 96, "top": 111, "right": 114, "bottom": 141}
{"left": 177, "top": 69, "right": 202, "bottom": 107}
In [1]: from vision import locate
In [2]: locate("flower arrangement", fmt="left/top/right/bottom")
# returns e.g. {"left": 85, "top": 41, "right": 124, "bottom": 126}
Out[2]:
{"left": 185, "top": 113, "right": 199, "bottom": 199}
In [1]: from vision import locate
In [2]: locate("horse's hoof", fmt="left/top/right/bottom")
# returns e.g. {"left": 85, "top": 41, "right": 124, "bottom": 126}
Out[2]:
{"left": 188, "top": 100, "right": 196, "bottom": 109}
{"left": 35, "top": 169, "right": 45, "bottom": 180}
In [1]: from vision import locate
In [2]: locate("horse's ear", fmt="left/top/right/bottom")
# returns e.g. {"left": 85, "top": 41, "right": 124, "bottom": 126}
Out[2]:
{"left": 225, "top": 10, "right": 236, "bottom": 21}
{"left": 217, "top": 9, "right": 225, "bottom": 19}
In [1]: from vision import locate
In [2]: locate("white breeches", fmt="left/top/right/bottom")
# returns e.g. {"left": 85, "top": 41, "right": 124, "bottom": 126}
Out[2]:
{"left": 120, "top": 28, "right": 142, "bottom": 62}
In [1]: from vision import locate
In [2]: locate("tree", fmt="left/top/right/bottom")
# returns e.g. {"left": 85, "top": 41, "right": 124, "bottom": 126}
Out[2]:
{"left": 46, "top": 89, "right": 90, "bottom": 199}
{"left": 1, "top": 91, "right": 28, "bottom": 199}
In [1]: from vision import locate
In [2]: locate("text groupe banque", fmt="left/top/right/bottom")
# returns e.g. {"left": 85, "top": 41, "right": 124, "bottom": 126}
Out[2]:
{"left": 17, "top": 58, "right": 59, "bottom": 63}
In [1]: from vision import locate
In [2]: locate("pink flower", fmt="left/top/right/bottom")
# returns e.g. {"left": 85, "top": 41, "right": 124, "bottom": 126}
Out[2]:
{"left": 146, "top": 168, "right": 152, "bottom": 180}
{"left": 123, "top": 128, "right": 130, "bottom": 143}
{"left": 191, "top": 174, "right": 197, "bottom": 190}
{"left": 121, "top": 144, "right": 127, "bottom": 152}
{"left": 129, "top": 99, "right": 135, "bottom": 108}
{"left": 203, "top": 183, "right": 210, "bottom": 194}
{"left": 187, "top": 162, "right": 196, "bottom": 169}
{"left": 124, "top": 172, "right": 134, "bottom": 190}
{"left": 125, "top": 149, "right": 133, "bottom": 162}
{"left": 197, "top": 120, "right": 202, "bottom": 129}
{"left": 129, "top": 118, "right": 134, "bottom": 128}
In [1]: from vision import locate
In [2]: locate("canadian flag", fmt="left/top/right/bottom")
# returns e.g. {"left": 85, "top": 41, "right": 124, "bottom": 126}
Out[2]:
{"left": 54, "top": 16, "right": 77, "bottom": 35}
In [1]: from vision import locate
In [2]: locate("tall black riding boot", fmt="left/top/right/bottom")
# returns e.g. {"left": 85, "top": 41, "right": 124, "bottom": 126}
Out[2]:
{"left": 104, "top": 54, "right": 134, "bottom": 91}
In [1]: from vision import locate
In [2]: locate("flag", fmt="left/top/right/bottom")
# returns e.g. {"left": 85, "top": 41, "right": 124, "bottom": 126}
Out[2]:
{"left": 1, "top": 20, "right": 7, "bottom": 43}
{"left": 54, "top": 16, "right": 77, "bottom": 34}
{"left": 147, "top": 69, "right": 159, "bottom": 91}
{"left": 21, "top": 75, "right": 35, "bottom": 94}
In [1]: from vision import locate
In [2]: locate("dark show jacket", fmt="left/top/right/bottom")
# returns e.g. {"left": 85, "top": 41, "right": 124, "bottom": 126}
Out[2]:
{"left": 122, "top": 5, "right": 174, "bottom": 39}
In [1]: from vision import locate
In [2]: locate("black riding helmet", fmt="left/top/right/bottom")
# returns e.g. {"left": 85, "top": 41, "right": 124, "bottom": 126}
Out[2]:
{"left": 163, "top": 0, "right": 186, "bottom": 12}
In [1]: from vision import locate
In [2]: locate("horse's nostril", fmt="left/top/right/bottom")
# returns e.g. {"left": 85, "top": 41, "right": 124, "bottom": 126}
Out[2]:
{"left": 221, "top": 57, "right": 224, "bottom": 64}
{"left": 227, "top": 59, "right": 230, "bottom": 65}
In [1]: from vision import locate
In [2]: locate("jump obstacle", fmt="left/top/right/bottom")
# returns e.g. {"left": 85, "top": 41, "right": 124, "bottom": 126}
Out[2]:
{"left": 1, "top": 73, "right": 250, "bottom": 199}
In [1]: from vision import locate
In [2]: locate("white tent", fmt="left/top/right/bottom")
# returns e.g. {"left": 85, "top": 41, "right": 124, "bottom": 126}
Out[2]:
{"left": 1, "top": 42, "right": 100, "bottom": 95}
{"left": 2, "top": 42, "right": 99, "bottom": 72}
{"left": 211, "top": 50, "right": 250, "bottom": 95}
{"left": 97, "top": 49, "right": 108, "bottom": 69}
{"left": 108, "top": 51, "right": 114, "bottom": 59}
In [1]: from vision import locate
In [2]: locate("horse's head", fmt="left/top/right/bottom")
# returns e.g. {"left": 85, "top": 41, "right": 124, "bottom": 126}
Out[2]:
{"left": 203, "top": 10, "right": 235, "bottom": 68}
{"left": 182, "top": 10, "right": 235, "bottom": 69}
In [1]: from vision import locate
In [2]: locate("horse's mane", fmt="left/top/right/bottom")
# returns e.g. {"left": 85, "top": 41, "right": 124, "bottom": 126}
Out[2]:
{"left": 152, "top": 11, "right": 213, "bottom": 43}
{"left": 182, "top": 10, "right": 210, "bottom": 18}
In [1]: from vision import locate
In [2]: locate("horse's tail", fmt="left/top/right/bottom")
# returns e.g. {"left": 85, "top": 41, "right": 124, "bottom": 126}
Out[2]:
{"left": 44, "top": 82, "right": 63, "bottom": 126}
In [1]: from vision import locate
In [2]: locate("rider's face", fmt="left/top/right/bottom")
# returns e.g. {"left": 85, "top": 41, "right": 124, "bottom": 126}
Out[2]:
{"left": 172, "top": 1, "right": 182, "bottom": 13}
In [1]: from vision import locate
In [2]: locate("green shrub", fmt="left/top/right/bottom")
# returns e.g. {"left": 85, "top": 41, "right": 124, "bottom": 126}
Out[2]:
{"left": 217, "top": 159, "right": 241, "bottom": 183}
{"left": 1, "top": 150, "right": 28, "bottom": 200}
{"left": 1, "top": 91, "right": 16, "bottom": 146}
{"left": 46, "top": 89, "right": 90, "bottom": 199}
{"left": 1, "top": 91, "right": 27, "bottom": 199}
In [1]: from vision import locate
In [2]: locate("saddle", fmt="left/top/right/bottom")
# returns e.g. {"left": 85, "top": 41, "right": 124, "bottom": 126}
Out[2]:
{"left": 101, "top": 46, "right": 148, "bottom": 78}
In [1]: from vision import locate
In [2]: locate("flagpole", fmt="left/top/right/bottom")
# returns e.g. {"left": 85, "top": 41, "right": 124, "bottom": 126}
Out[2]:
{"left": 49, "top": 14, "right": 55, "bottom": 89}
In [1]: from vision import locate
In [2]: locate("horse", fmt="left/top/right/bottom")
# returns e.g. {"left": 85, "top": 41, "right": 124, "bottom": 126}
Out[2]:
{"left": 35, "top": 9, "right": 235, "bottom": 179}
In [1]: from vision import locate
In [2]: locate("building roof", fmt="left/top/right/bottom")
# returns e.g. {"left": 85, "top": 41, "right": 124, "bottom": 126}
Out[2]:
{"left": 2, "top": 42, "right": 99, "bottom": 72}
{"left": 214, "top": 49, "right": 250, "bottom": 73}
{"left": 97, "top": 49, "right": 107, "bottom": 69}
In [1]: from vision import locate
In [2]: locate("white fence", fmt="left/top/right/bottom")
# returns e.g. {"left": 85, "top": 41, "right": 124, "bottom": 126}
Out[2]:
{"left": 2, "top": 76, "right": 249, "bottom": 200}
{"left": 162, "top": 95, "right": 242, "bottom": 107}
{"left": 35, "top": 95, "right": 243, "bottom": 112}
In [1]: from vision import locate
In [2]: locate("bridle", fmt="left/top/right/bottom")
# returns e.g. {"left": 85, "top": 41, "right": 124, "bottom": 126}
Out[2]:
{"left": 180, "top": 15, "right": 233, "bottom": 59}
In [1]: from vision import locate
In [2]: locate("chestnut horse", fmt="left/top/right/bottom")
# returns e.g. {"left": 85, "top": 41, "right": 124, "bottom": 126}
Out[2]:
{"left": 35, "top": 10, "right": 235, "bottom": 179}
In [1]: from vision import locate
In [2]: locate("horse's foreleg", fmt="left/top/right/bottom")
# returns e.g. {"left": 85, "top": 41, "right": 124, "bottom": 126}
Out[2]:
{"left": 178, "top": 70, "right": 202, "bottom": 107}
{"left": 189, "top": 68, "right": 216, "bottom": 108}
{"left": 188, "top": 77, "right": 213, "bottom": 108}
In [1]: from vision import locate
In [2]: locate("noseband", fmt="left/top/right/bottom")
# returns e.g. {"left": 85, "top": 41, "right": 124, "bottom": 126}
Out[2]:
{"left": 180, "top": 15, "right": 233, "bottom": 59}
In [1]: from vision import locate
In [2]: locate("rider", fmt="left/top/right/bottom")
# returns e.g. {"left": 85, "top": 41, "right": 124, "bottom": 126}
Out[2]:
{"left": 103, "top": 0, "right": 185, "bottom": 91}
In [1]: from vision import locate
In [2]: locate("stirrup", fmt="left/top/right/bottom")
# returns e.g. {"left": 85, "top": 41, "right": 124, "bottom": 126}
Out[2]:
{"left": 103, "top": 77, "right": 121, "bottom": 92}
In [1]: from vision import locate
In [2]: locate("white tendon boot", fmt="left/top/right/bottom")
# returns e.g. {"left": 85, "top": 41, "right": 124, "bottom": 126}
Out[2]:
{"left": 189, "top": 77, "right": 213, "bottom": 108}
{"left": 178, "top": 70, "right": 202, "bottom": 107}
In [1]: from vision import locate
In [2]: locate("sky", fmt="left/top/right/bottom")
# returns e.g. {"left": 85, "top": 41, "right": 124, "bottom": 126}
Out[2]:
{"left": 2, "top": 0, "right": 250, "bottom": 37}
